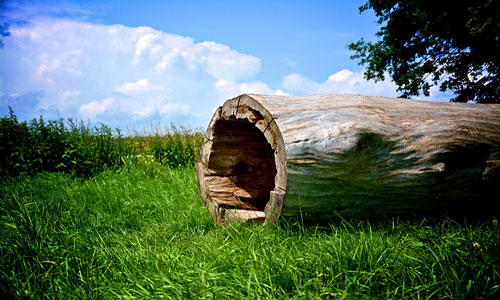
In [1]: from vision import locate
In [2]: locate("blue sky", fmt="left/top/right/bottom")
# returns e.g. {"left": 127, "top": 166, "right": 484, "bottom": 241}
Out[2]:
{"left": 0, "top": 0, "right": 452, "bottom": 130}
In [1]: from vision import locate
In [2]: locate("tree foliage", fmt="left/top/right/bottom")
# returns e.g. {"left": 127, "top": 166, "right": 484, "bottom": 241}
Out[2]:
{"left": 348, "top": 0, "right": 500, "bottom": 103}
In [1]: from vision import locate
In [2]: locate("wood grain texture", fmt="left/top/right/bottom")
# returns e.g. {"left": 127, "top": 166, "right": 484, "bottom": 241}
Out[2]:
{"left": 196, "top": 94, "right": 500, "bottom": 223}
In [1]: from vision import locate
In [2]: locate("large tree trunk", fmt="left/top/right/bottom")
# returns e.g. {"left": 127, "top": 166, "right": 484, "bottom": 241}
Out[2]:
{"left": 195, "top": 94, "right": 500, "bottom": 223}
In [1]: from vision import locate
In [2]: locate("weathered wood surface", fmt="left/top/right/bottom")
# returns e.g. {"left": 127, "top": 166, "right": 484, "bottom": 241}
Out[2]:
{"left": 196, "top": 93, "right": 500, "bottom": 223}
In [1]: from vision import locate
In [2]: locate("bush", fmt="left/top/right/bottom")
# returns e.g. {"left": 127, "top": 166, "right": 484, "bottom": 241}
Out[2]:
{"left": 0, "top": 109, "right": 135, "bottom": 178}
{"left": 0, "top": 109, "right": 203, "bottom": 178}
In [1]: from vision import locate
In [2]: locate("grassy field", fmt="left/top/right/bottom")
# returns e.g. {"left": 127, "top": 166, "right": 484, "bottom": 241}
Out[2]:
{"left": 1, "top": 112, "right": 500, "bottom": 299}
{"left": 1, "top": 163, "right": 500, "bottom": 299}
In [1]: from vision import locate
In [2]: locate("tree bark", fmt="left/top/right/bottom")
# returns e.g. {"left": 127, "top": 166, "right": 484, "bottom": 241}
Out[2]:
{"left": 195, "top": 94, "right": 500, "bottom": 223}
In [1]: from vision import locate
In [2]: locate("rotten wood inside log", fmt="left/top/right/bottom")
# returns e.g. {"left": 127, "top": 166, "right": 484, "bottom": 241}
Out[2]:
{"left": 205, "top": 118, "right": 277, "bottom": 211}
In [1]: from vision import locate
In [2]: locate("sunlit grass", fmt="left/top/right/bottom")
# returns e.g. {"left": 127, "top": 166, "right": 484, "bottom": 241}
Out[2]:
{"left": 1, "top": 165, "right": 499, "bottom": 299}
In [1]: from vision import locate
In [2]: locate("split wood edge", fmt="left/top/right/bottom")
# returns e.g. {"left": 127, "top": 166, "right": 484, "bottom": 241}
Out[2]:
{"left": 195, "top": 94, "right": 287, "bottom": 224}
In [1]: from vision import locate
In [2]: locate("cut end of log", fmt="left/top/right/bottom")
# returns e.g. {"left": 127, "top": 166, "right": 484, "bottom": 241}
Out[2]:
{"left": 196, "top": 94, "right": 287, "bottom": 224}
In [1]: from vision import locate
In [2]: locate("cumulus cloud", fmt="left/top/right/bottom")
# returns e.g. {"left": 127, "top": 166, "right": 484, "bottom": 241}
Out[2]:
{"left": 79, "top": 97, "right": 115, "bottom": 119}
{"left": 115, "top": 79, "right": 165, "bottom": 96}
{"left": 0, "top": 19, "right": 270, "bottom": 127}
{"left": 281, "top": 69, "right": 399, "bottom": 97}
{"left": 280, "top": 69, "right": 456, "bottom": 101}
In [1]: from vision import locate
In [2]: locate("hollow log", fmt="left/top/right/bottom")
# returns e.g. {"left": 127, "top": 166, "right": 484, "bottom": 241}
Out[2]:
{"left": 195, "top": 94, "right": 500, "bottom": 223}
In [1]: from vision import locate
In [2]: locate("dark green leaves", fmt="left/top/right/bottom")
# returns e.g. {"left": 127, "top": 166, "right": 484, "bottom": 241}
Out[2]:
{"left": 349, "top": 0, "right": 500, "bottom": 103}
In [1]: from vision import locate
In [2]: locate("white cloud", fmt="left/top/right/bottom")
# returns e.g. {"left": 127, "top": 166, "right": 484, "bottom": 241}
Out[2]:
{"left": 115, "top": 79, "right": 165, "bottom": 96}
{"left": 200, "top": 41, "right": 261, "bottom": 81}
{"left": 281, "top": 69, "right": 399, "bottom": 97}
{"left": 133, "top": 32, "right": 162, "bottom": 64}
{"left": 280, "top": 69, "right": 456, "bottom": 101}
{"left": 152, "top": 41, "right": 261, "bottom": 81}
{"left": 79, "top": 97, "right": 115, "bottom": 119}
{"left": 1, "top": 19, "right": 266, "bottom": 127}
{"left": 155, "top": 48, "right": 181, "bottom": 72}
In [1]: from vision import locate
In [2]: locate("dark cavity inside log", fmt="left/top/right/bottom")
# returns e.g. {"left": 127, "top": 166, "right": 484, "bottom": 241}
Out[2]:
{"left": 206, "top": 118, "right": 276, "bottom": 212}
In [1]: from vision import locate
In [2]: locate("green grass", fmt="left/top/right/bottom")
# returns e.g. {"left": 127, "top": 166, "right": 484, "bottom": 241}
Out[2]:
{"left": 1, "top": 165, "right": 499, "bottom": 299}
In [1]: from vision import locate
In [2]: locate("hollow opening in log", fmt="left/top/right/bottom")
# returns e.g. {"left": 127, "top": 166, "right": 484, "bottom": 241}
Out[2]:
{"left": 206, "top": 117, "right": 277, "bottom": 212}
